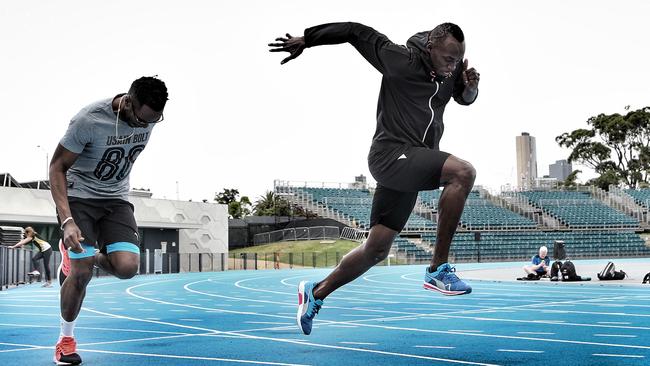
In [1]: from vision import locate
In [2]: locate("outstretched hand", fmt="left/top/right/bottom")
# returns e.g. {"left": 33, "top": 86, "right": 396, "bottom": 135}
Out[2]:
{"left": 268, "top": 33, "right": 306, "bottom": 65}
{"left": 461, "top": 59, "right": 480, "bottom": 91}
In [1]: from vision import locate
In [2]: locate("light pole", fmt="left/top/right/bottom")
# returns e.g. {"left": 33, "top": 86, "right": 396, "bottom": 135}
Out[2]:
{"left": 36, "top": 145, "right": 49, "bottom": 181}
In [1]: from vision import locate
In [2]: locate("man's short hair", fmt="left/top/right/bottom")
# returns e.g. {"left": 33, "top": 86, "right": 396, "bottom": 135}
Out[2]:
{"left": 429, "top": 23, "right": 465, "bottom": 44}
{"left": 130, "top": 76, "right": 168, "bottom": 112}
{"left": 539, "top": 246, "right": 548, "bottom": 254}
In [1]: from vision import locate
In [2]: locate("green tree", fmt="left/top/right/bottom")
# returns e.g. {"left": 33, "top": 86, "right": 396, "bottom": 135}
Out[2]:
{"left": 562, "top": 169, "right": 582, "bottom": 188}
{"left": 214, "top": 188, "right": 251, "bottom": 219}
{"left": 556, "top": 106, "right": 650, "bottom": 189}
{"left": 253, "top": 191, "right": 291, "bottom": 216}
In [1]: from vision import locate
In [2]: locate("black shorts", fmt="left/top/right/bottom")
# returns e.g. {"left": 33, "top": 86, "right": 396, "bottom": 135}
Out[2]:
{"left": 368, "top": 143, "right": 450, "bottom": 232}
{"left": 61, "top": 197, "right": 139, "bottom": 252}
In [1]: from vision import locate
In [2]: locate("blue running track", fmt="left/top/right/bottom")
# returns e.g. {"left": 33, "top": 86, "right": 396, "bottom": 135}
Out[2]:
{"left": 1, "top": 263, "right": 649, "bottom": 365}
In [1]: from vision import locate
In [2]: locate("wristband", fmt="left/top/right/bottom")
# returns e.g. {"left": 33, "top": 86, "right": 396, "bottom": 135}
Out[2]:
{"left": 60, "top": 217, "right": 74, "bottom": 230}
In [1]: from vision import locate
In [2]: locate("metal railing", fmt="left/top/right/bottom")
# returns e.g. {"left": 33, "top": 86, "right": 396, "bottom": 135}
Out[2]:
{"left": 340, "top": 227, "right": 367, "bottom": 242}
{"left": 0, "top": 245, "right": 62, "bottom": 290}
{"left": 228, "top": 249, "right": 428, "bottom": 270}
{"left": 253, "top": 226, "right": 340, "bottom": 245}
{"left": 1, "top": 245, "right": 226, "bottom": 290}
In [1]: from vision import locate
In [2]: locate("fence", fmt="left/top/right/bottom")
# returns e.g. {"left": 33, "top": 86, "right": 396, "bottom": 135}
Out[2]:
{"left": 253, "top": 226, "right": 340, "bottom": 245}
{"left": 227, "top": 249, "right": 428, "bottom": 270}
{"left": 0, "top": 245, "right": 226, "bottom": 291}
{"left": 340, "top": 227, "right": 367, "bottom": 242}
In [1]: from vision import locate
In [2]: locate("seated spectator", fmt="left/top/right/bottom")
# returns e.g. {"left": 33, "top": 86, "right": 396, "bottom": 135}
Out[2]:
{"left": 522, "top": 246, "right": 551, "bottom": 279}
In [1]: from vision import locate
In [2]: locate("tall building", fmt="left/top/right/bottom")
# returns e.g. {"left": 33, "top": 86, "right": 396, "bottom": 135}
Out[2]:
{"left": 549, "top": 159, "right": 573, "bottom": 181}
{"left": 516, "top": 132, "right": 538, "bottom": 189}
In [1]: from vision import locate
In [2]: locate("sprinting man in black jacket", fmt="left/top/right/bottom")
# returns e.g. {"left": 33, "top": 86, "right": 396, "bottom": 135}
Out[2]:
{"left": 269, "top": 22, "right": 480, "bottom": 335}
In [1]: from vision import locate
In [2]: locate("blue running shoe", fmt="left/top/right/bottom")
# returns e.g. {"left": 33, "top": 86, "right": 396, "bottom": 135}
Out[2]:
{"left": 297, "top": 281, "right": 323, "bottom": 335}
{"left": 424, "top": 263, "right": 472, "bottom": 295}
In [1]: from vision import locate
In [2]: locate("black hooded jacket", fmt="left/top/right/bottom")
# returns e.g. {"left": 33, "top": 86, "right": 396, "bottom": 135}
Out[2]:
{"left": 304, "top": 22, "right": 477, "bottom": 168}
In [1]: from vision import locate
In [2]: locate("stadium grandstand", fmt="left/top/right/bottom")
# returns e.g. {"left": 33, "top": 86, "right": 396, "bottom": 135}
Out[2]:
{"left": 274, "top": 179, "right": 650, "bottom": 264}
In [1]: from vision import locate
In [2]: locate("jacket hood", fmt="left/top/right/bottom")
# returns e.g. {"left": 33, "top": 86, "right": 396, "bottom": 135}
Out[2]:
{"left": 406, "top": 31, "right": 434, "bottom": 72}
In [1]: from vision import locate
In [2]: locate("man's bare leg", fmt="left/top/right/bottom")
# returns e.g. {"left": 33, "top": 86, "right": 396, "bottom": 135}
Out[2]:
{"left": 429, "top": 155, "right": 476, "bottom": 272}
{"left": 312, "top": 224, "right": 396, "bottom": 300}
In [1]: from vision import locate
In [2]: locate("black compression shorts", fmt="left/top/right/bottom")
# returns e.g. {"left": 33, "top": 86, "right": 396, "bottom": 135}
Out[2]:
{"left": 368, "top": 144, "right": 450, "bottom": 232}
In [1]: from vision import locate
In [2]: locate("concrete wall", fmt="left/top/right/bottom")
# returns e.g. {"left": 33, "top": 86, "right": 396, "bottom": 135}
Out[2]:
{"left": 0, "top": 186, "right": 228, "bottom": 254}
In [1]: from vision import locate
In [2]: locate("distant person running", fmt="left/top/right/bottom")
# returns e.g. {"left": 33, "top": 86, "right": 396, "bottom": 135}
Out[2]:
{"left": 49, "top": 76, "right": 168, "bottom": 365}
{"left": 9, "top": 226, "right": 53, "bottom": 287}
{"left": 269, "top": 22, "right": 480, "bottom": 335}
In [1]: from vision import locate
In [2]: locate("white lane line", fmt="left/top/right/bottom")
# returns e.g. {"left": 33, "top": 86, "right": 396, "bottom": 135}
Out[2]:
{"left": 0, "top": 299, "right": 56, "bottom": 302}
{"left": 0, "top": 323, "right": 187, "bottom": 335}
{"left": 0, "top": 348, "right": 41, "bottom": 353}
{"left": 124, "top": 276, "right": 650, "bottom": 362}
{"left": 593, "top": 354, "right": 645, "bottom": 358}
{"left": 78, "top": 333, "right": 197, "bottom": 347}
{"left": 340, "top": 314, "right": 376, "bottom": 317}
{"left": 339, "top": 342, "right": 378, "bottom": 346}
{"left": 0, "top": 341, "right": 49, "bottom": 349}
{"left": 84, "top": 307, "right": 499, "bottom": 366}
{"left": 327, "top": 325, "right": 359, "bottom": 328}
{"left": 381, "top": 317, "right": 419, "bottom": 322}
{"left": 333, "top": 320, "right": 650, "bottom": 351}
{"left": 0, "top": 304, "right": 58, "bottom": 308}
{"left": 537, "top": 309, "right": 650, "bottom": 318}
{"left": 244, "top": 322, "right": 293, "bottom": 325}
{"left": 0, "top": 312, "right": 111, "bottom": 318}
{"left": 246, "top": 276, "right": 492, "bottom": 306}
{"left": 401, "top": 310, "right": 650, "bottom": 334}
{"left": 593, "top": 334, "right": 637, "bottom": 338}
{"left": 116, "top": 279, "right": 501, "bottom": 366}
{"left": 598, "top": 321, "right": 631, "bottom": 325}
{"left": 517, "top": 332, "right": 555, "bottom": 335}
{"left": 448, "top": 330, "right": 483, "bottom": 333}
{"left": 415, "top": 345, "right": 456, "bottom": 349}
{"left": 191, "top": 280, "right": 452, "bottom": 316}
{"left": 75, "top": 348, "right": 310, "bottom": 366}
{"left": 497, "top": 349, "right": 544, "bottom": 354}
{"left": 203, "top": 277, "right": 650, "bottom": 336}
{"left": 178, "top": 319, "right": 203, "bottom": 322}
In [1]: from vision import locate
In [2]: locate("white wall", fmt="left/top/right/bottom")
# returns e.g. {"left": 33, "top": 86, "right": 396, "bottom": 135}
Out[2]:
{"left": 0, "top": 186, "right": 228, "bottom": 253}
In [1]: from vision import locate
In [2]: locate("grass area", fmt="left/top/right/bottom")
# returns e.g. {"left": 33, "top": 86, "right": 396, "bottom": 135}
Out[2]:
{"left": 230, "top": 239, "right": 362, "bottom": 267}
{"left": 232, "top": 239, "right": 360, "bottom": 255}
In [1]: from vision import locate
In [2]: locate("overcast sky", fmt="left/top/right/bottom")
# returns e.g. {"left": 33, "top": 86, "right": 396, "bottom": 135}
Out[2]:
{"left": 1, "top": 0, "right": 648, "bottom": 202}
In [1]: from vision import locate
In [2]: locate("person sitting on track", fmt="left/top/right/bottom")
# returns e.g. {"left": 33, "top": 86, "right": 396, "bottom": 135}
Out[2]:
{"left": 522, "top": 245, "right": 551, "bottom": 280}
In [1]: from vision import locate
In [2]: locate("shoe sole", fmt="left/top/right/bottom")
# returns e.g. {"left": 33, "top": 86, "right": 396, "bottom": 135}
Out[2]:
{"left": 297, "top": 281, "right": 308, "bottom": 334}
{"left": 53, "top": 355, "right": 82, "bottom": 365}
{"left": 423, "top": 282, "right": 471, "bottom": 296}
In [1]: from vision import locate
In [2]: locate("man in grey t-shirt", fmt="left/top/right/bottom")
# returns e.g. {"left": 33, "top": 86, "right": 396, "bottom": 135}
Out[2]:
{"left": 49, "top": 76, "right": 168, "bottom": 365}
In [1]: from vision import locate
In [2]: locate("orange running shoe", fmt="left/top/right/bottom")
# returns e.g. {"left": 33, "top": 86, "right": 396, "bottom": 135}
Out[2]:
{"left": 53, "top": 336, "right": 82, "bottom": 365}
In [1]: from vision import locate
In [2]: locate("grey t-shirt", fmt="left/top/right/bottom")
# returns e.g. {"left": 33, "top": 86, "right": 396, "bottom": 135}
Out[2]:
{"left": 60, "top": 97, "right": 155, "bottom": 201}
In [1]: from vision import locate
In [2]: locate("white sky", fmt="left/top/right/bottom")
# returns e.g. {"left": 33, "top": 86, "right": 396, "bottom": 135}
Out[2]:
{"left": 1, "top": 0, "right": 649, "bottom": 202}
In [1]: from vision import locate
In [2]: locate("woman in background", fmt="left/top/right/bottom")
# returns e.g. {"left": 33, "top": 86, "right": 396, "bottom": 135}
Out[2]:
{"left": 10, "top": 226, "right": 53, "bottom": 287}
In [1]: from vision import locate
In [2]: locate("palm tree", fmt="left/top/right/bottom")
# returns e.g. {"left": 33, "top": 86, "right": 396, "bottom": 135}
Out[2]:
{"left": 254, "top": 191, "right": 291, "bottom": 216}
